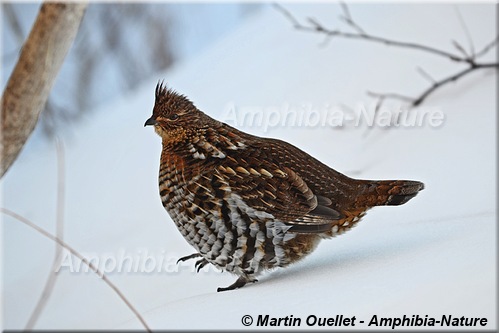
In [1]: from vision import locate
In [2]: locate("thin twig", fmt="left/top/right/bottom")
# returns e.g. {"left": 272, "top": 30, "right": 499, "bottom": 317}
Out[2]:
{"left": 410, "top": 64, "right": 491, "bottom": 107}
{"left": 25, "top": 139, "right": 66, "bottom": 330}
{"left": 475, "top": 36, "right": 499, "bottom": 59}
{"left": 451, "top": 39, "right": 470, "bottom": 59}
{"left": 274, "top": 3, "right": 467, "bottom": 62}
{"left": 416, "top": 66, "right": 437, "bottom": 85}
{"left": 275, "top": 3, "right": 499, "bottom": 109}
{"left": 368, "top": 62, "right": 497, "bottom": 107}
{"left": 339, "top": 1, "right": 365, "bottom": 35}
{"left": 454, "top": 6, "right": 475, "bottom": 58}
{"left": 273, "top": 3, "right": 302, "bottom": 28}
{"left": 1, "top": 208, "right": 152, "bottom": 332}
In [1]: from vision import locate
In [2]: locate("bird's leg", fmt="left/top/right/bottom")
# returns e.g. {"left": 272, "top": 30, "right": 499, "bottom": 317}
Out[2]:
{"left": 176, "top": 253, "right": 202, "bottom": 264}
{"left": 217, "top": 275, "right": 258, "bottom": 292}
{"left": 195, "top": 258, "right": 209, "bottom": 272}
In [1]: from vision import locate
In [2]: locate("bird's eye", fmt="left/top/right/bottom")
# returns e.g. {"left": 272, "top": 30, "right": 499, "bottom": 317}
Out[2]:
{"left": 169, "top": 114, "right": 179, "bottom": 121}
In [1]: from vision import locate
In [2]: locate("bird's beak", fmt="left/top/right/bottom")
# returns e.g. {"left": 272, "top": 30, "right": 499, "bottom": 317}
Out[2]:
{"left": 144, "top": 116, "right": 157, "bottom": 127}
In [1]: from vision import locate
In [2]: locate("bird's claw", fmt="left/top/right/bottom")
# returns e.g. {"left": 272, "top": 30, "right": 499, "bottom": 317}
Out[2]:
{"left": 177, "top": 253, "right": 209, "bottom": 272}
{"left": 195, "top": 258, "right": 209, "bottom": 272}
{"left": 176, "top": 253, "right": 202, "bottom": 265}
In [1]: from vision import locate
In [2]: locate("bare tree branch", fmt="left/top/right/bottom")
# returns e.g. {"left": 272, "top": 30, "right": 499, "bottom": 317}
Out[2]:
{"left": 368, "top": 62, "right": 497, "bottom": 107}
{"left": 274, "top": 3, "right": 468, "bottom": 62}
{"left": 274, "top": 3, "right": 499, "bottom": 108}
{"left": 1, "top": 3, "right": 87, "bottom": 178}
{"left": 1, "top": 207, "right": 152, "bottom": 332}
{"left": 339, "top": 1, "right": 365, "bottom": 35}
{"left": 25, "top": 139, "right": 65, "bottom": 330}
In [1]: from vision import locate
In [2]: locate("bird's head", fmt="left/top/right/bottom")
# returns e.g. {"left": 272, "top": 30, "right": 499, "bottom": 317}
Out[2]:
{"left": 144, "top": 81, "right": 213, "bottom": 140}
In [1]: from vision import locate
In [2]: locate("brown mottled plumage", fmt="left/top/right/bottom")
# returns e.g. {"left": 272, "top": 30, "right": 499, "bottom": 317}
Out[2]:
{"left": 145, "top": 82, "right": 424, "bottom": 292}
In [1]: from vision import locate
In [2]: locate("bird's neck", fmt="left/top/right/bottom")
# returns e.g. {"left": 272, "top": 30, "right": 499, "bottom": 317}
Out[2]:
{"left": 161, "top": 125, "right": 248, "bottom": 164}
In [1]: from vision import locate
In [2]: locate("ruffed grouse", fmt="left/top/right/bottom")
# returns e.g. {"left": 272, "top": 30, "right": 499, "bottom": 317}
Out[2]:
{"left": 145, "top": 82, "right": 424, "bottom": 292}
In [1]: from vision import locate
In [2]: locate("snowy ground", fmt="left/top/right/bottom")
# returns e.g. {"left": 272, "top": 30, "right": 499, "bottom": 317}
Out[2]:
{"left": 2, "top": 3, "right": 496, "bottom": 330}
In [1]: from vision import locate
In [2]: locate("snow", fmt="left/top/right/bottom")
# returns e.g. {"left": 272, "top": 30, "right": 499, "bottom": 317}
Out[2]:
{"left": 2, "top": 3, "right": 496, "bottom": 330}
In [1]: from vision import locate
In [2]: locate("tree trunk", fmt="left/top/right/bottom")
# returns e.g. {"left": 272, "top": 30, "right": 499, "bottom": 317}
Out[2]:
{"left": 0, "top": 2, "right": 88, "bottom": 178}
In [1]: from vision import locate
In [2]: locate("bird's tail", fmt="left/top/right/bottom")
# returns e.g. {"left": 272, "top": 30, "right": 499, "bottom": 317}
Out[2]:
{"left": 355, "top": 179, "right": 425, "bottom": 207}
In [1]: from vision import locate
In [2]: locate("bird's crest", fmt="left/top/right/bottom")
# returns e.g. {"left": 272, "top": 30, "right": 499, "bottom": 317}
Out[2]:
{"left": 155, "top": 80, "right": 169, "bottom": 102}
{"left": 154, "top": 80, "right": 194, "bottom": 108}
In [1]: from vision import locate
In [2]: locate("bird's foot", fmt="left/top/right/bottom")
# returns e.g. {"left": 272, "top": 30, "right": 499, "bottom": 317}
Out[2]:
{"left": 217, "top": 276, "right": 258, "bottom": 292}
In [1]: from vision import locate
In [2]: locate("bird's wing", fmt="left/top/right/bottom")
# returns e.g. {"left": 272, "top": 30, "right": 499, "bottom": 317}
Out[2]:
{"left": 210, "top": 150, "right": 342, "bottom": 234}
